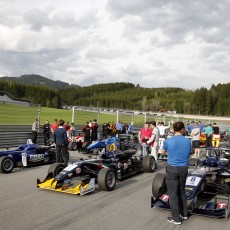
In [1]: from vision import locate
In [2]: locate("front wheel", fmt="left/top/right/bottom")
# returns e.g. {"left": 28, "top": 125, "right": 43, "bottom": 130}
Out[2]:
{"left": 69, "top": 142, "right": 77, "bottom": 151}
{"left": 152, "top": 173, "right": 167, "bottom": 199}
{"left": 0, "top": 156, "right": 14, "bottom": 173}
{"left": 142, "top": 155, "right": 156, "bottom": 172}
{"left": 48, "top": 163, "right": 65, "bottom": 177}
{"left": 98, "top": 168, "right": 116, "bottom": 191}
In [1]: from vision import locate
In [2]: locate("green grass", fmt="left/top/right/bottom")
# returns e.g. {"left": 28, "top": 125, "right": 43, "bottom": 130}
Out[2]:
{"left": 0, "top": 104, "right": 146, "bottom": 125}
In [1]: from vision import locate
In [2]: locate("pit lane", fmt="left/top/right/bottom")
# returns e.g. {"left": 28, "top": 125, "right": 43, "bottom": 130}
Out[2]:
{"left": 0, "top": 149, "right": 229, "bottom": 230}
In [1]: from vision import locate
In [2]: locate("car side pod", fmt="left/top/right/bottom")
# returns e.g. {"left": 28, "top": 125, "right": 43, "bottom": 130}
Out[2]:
{"left": 37, "top": 176, "right": 95, "bottom": 195}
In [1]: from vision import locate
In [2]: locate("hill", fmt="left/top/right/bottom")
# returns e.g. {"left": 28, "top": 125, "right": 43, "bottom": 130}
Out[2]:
{"left": 0, "top": 74, "right": 79, "bottom": 89}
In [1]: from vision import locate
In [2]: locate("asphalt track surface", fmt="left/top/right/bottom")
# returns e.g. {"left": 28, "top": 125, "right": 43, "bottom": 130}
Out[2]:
{"left": 0, "top": 150, "right": 229, "bottom": 230}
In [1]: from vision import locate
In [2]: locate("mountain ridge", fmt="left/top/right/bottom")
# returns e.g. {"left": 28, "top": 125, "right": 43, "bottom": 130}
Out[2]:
{"left": 0, "top": 74, "right": 79, "bottom": 89}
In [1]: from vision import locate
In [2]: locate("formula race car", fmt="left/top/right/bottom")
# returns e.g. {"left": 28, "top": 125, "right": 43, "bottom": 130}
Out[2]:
{"left": 37, "top": 145, "right": 156, "bottom": 195}
{"left": 86, "top": 136, "right": 121, "bottom": 154}
{"left": 0, "top": 143, "right": 56, "bottom": 173}
{"left": 68, "top": 135, "right": 84, "bottom": 151}
{"left": 151, "top": 147, "right": 230, "bottom": 220}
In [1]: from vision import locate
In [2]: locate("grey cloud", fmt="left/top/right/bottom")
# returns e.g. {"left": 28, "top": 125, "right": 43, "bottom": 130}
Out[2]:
{"left": 108, "top": 0, "right": 230, "bottom": 46}
{"left": 23, "top": 8, "right": 50, "bottom": 31}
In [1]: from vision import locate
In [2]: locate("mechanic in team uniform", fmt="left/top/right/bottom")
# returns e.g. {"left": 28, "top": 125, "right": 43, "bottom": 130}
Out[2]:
{"left": 147, "top": 121, "right": 159, "bottom": 168}
{"left": 54, "top": 119, "right": 69, "bottom": 166}
{"left": 162, "top": 121, "right": 191, "bottom": 225}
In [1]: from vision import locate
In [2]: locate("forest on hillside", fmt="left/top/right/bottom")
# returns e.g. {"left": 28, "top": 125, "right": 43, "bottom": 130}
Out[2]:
{"left": 0, "top": 79, "right": 230, "bottom": 116}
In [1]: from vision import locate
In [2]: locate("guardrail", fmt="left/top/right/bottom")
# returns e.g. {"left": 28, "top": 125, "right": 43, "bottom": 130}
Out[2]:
{"left": 0, "top": 125, "right": 141, "bottom": 149}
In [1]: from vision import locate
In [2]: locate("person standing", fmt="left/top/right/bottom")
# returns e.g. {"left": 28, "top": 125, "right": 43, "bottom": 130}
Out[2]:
{"left": 54, "top": 119, "right": 69, "bottom": 166}
{"left": 70, "top": 122, "right": 76, "bottom": 137}
{"left": 162, "top": 121, "right": 191, "bottom": 225}
{"left": 82, "top": 121, "right": 91, "bottom": 143}
{"left": 32, "top": 119, "right": 39, "bottom": 143}
{"left": 91, "top": 119, "right": 98, "bottom": 141}
{"left": 51, "top": 119, "right": 58, "bottom": 143}
{"left": 43, "top": 120, "right": 51, "bottom": 145}
{"left": 204, "top": 124, "right": 213, "bottom": 148}
{"left": 212, "top": 122, "right": 220, "bottom": 147}
{"left": 190, "top": 122, "right": 200, "bottom": 158}
{"left": 138, "top": 122, "right": 152, "bottom": 144}
{"left": 147, "top": 121, "right": 159, "bottom": 168}
{"left": 51, "top": 119, "right": 58, "bottom": 134}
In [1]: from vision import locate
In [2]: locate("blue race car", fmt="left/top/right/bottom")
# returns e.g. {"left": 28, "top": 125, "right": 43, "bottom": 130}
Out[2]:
{"left": 151, "top": 147, "right": 230, "bottom": 220}
{"left": 85, "top": 136, "right": 121, "bottom": 154}
{"left": 0, "top": 143, "right": 56, "bottom": 173}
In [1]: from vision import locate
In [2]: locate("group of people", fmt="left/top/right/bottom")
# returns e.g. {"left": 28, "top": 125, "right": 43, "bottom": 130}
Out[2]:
{"left": 81, "top": 119, "right": 99, "bottom": 143}
{"left": 31, "top": 118, "right": 76, "bottom": 166}
{"left": 102, "top": 121, "right": 133, "bottom": 138}
{"left": 186, "top": 121, "right": 222, "bottom": 158}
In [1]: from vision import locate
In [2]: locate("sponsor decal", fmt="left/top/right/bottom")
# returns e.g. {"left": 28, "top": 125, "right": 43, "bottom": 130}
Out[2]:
{"left": 75, "top": 168, "right": 81, "bottom": 174}
{"left": 81, "top": 187, "right": 95, "bottom": 195}
{"left": 159, "top": 194, "right": 169, "bottom": 202}
{"left": 29, "top": 154, "right": 45, "bottom": 162}
{"left": 80, "top": 178, "right": 95, "bottom": 195}
{"left": 217, "top": 203, "right": 227, "bottom": 209}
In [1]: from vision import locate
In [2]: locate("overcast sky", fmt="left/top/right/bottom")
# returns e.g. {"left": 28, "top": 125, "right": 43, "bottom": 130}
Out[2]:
{"left": 0, "top": 0, "right": 230, "bottom": 90}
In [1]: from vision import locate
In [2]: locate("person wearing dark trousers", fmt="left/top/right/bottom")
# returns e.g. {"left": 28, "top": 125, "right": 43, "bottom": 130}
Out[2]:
{"left": 32, "top": 119, "right": 39, "bottom": 143}
{"left": 91, "top": 119, "right": 98, "bottom": 141}
{"left": 162, "top": 121, "right": 191, "bottom": 225}
{"left": 54, "top": 119, "right": 69, "bottom": 166}
{"left": 43, "top": 120, "right": 51, "bottom": 145}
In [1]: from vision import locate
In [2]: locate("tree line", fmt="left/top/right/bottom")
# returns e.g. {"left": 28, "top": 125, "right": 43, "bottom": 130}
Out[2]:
{"left": 0, "top": 79, "right": 230, "bottom": 116}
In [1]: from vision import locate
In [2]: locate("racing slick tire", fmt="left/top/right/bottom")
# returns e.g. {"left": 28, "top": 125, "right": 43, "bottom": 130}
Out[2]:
{"left": 98, "top": 168, "right": 116, "bottom": 191}
{"left": 48, "top": 163, "right": 65, "bottom": 177}
{"left": 189, "top": 158, "right": 199, "bottom": 170}
{"left": 142, "top": 155, "right": 156, "bottom": 173}
{"left": 69, "top": 142, "right": 77, "bottom": 151}
{"left": 152, "top": 173, "right": 167, "bottom": 199}
{"left": 0, "top": 156, "right": 14, "bottom": 173}
{"left": 48, "top": 149, "right": 56, "bottom": 162}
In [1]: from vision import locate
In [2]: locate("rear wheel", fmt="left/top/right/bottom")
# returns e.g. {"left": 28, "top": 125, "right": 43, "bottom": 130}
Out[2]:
{"left": 0, "top": 156, "right": 14, "bottom": 173}
{"left": 69, "top": 142, "right": 77, "bottom": 151}
{"left": 98, "top": 168, "right": 116, "bottom": 191}
{"left": 152, "top": 173, "right": 167, "bottom": 199}
{"left": 48, "top": 163, "right": 65, "bottom": 177}
{"left": 142, "top": 155, "right": 156, "bottom": 172}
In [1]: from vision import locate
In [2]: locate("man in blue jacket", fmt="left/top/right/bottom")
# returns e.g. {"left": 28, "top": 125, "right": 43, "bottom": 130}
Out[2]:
{"left": 162, "top": 121, "right": 191, "bottom": 225}
{"left": 54, "top": 119, "right": 69, "bottom": 166}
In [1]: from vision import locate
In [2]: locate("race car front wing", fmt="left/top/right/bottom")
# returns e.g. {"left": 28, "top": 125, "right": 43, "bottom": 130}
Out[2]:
{"left": 37, "top": 176, "right": 95, "bottom": 195}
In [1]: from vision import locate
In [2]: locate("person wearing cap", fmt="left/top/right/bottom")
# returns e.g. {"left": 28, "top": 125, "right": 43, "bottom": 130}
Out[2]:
{"left": 162, "top": 121, "right": 191, "bottom": 225}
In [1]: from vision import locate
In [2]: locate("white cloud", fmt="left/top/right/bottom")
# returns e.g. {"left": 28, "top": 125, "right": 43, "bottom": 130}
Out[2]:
{"left": 0, "top": 0, "right": 230, "bottom": 89}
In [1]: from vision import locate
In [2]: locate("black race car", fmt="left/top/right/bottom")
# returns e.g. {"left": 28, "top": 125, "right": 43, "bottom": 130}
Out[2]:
{"left": 37, "top": 145, "right": 156, "bottom": 195}
{"left": 151, "top": 147, "right": 230, "bottom": 220}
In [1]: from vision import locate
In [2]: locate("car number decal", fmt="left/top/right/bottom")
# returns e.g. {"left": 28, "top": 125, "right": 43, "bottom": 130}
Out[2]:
{"left": 186, "top": 176, "right": 201, "bottom": 186}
